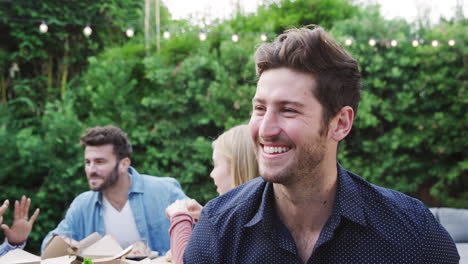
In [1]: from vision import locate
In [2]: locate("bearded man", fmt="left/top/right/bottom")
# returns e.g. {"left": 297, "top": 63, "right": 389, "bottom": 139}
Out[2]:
{"left": 41, "top": 125, "right": 188, "bottom": 255}
{"left": 184, "top": 27, "right": 459, "bottom": 263}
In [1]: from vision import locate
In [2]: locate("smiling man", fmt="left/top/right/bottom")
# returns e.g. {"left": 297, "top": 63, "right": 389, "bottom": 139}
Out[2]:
{"left": 41, "top": 125, "right": 188, "bottom": 255}
{"left": 184, "top": 27, "right": 459, "bottom": 263}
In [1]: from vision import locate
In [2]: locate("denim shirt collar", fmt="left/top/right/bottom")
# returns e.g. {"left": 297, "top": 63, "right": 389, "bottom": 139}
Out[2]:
{"left": 128, "top": 166, "right": 145, "bottom": 194}
{"left": 94, "top": 166, "right": 145, "bottom": 206}
{"left": 244, "top": 163, "right": 368, "bottom": 229}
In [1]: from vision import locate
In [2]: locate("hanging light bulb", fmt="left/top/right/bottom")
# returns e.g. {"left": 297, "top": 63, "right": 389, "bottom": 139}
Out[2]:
{"left": 199, "top": 31, "right": 207, "bottom": 41}
{"left": 412, "top": 39, "right": 419, "bottom": 47}
{"left": 390, "top": 40, "right": 398, "bottom": 47}
{"left": 369, "top": 38, "right": 376, "bottom": 46}
{"left": 39, "top": 21, "right": 48, "bottom": 33}
{"left": 448, "top": 39, "right": 455, "bottom": 46}
{"left": 163, "top": 31, "right": 171, "bottom": 39}
{"left": 345, "top": 38, "right": 353, "bottom": 46}
{"left": 431, "top": 40, "right": 439, "bottom": 47}
{"left": 231, "top": 34, "right": 239, "bottom": 43}
{"left": 260, "top": 34, "right": 267, "bottom": 42}
{"left": 125, "top": 27, "right": 134, "bottom": 38}
{"left": 83, "top": 25, "right": 92, "bottom": 37}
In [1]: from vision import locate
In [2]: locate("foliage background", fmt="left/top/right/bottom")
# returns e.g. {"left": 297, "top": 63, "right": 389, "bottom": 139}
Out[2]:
{"left": 0, "top": 0, "right": 466, "bottom": 254}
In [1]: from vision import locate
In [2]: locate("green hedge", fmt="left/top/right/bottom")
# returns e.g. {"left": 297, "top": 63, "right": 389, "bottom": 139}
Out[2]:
{"left": 0, "top": 0, "right": 465, "bottom": 255}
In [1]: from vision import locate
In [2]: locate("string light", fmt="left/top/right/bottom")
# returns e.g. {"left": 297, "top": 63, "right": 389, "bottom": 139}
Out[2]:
{"left": 231, "top": 33, "right": 239, "bottom": 43}
{"left": 345, "top": 38, "right": 353, "bottom": 46}
{"left": 83, "top": 25, "right": 92, "bottom": 37}
{"left": 199, "top": 31, "right": 207, "bottom": 41}
{"left": 24, "top": 19, "right": 461, "bottom": 48}
{"left": 39, "top": 21, "right": 48, "bottom": 33}
{"left": 125, "top": 27, "right": 134, "bottom": 38}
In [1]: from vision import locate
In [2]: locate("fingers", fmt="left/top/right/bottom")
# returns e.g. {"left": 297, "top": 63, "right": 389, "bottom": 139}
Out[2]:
{"left": 165, "top": 206, "right": 171, "bottom": 219}
{"left": 14, "top": 199, "right": 20, "bottom": 220}
{"left": 18, "top": 195, "right": 29, "bottom": 218}
{"left": 166, "top": 200, "right": 191, "bottom": 219}
{"left": 23, "top": 197, "right": 31, "bottom": 217}
{"left": 29, "top": 208, "right": 40, "bottom": 226}
{"left": 14, "top": 196, "right": 32, "bottom": 221}
{"left": 0, "top": 200, "right": 9, "bottom": 217}
{"left": 187, "top": 199, "right": 203, "bottom": 211}
{"left": 1, "top": 224, "right": 10, "bottom": 233}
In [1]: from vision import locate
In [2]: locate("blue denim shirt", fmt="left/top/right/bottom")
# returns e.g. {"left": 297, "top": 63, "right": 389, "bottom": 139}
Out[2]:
{"left": 41, "top": 167, "right": 188, "bottom": 255}
{"left": 184, "top": 164, "right": 459, "bottom": 263}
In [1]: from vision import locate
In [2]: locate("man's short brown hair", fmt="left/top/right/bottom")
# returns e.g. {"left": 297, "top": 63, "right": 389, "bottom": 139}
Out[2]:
{"left": 254, "top": 26, "right": 362, "bottom": 128}
{"left": 80, "top": 125, "right": 132, "bottom": 160}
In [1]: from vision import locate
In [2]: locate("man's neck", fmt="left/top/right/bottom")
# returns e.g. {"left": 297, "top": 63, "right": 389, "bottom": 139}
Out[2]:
{"left": 102, "top": 173, "right": 131, "bottom": 211}
{"left": 273, "top": 170, "right": 337, "bottom": 231}
{"left": 273, "top": 159, "right": 338, "bottom": 263}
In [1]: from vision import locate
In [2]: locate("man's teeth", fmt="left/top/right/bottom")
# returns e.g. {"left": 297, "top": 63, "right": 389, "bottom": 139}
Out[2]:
{"left": 264, "top": 146, "right": 290, "bottom": 154}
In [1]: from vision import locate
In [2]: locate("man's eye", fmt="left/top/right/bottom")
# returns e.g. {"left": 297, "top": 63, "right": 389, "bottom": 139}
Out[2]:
{"left": 283, "top": 108, "right": 297, "bottom": 113}
{"left": 254, "top": 105, "right": 265, "bottom": 111}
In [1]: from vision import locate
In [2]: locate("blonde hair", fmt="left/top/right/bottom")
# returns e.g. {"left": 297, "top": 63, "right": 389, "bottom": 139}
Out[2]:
{"left": 212, "top": 124, "right": 259, "bottom": 188}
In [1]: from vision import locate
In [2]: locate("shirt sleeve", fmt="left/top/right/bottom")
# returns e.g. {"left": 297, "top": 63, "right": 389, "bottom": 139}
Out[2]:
{"left": 0, "top": 237, "right": 26, "bottom": 256}
{"left": 168, "top": 177, "right": 189, "bottom": 200}
{"left": 40, "top": 198, "right": 80, "bottom": 252}
{"left": 420, "top": 207, "right": 460, "bottom": 263}
{"left": 169, "top": 212, "right": 194, "bottom": 264}
{"left": 183, "top": 206, "right": 218, "bottom": 263}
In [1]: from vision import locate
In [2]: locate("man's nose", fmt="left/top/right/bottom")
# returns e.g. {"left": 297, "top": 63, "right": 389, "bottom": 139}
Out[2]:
{"left": 259, "top": 110, "right": 281, "bottom": 140}
{"left": 87, "top": 163, "right": 97, "bottom": 174}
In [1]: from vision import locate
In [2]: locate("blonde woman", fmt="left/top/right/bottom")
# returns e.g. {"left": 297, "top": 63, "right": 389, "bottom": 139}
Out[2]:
{"left": 165, "top": 124, "right": 259, "bottom": 264}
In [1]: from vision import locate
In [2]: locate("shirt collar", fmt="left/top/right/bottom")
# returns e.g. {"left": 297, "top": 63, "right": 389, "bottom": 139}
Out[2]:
{"left": 94, "top": 166, "right": 144, "bottom": 205}
{"left": 244, "top": 180, "right": 274, "bottom": 228}
{"left": 128, "top": 166, "right": 144, "bottom": 194}
{"left": 244, "top": 163, "right": 368, "bottom": 228}
{"left": 335, "top": 164, "right": 367, "bottom": 227}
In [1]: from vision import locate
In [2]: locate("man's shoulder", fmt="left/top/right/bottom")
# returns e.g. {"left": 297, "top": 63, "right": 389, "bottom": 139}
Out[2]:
{"left": 131, "top": 168, "right": 187, "bottom": 201}
{"left": 348, "top": 170, "right": 426, "bottom": 211}
{"left": 129, "top": 167, "right": 180, "bottom": 187}
{"left": 346, "top": 170, "right": 432, "bottom": 229}
{"left": 131, "top": 167, "right": 183, "bottom": 190}
{"left": 70, "top": 190, "right": 99, "bottom": 208}
{"left": 140, "top": 174, "right": 180, "bottom": 186}
{"left": 203, "top": 177, "right": 266, "bottom": 221}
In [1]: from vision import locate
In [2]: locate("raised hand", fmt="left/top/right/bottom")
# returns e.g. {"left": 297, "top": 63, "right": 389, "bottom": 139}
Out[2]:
{"left": 165, "top": 199, "right": 203, "bottom": 222}
{"left": 186, "top": 199, "right": 203, "bottom": 222}
{"left": 1, "top": 196, "right": 40, "bottom": 245}
{"left": 166, "top": 200, "right": 190, "bottom": 219}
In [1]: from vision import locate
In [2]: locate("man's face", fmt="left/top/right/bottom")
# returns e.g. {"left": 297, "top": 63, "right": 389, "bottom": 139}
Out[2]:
{"left": 84, "top": 144, "right": 121, "bottom": 192}
{"left": 249, "top": 67, "right": 328, "bottom": 185}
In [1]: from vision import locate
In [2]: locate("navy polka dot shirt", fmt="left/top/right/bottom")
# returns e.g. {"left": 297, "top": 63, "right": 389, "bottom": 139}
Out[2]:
{"left": 184, "top": 165, "right": 460, "bottom": 263}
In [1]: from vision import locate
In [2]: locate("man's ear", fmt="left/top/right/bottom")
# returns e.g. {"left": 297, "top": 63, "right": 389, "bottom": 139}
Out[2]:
{"left": 119, "top": 157, "right": 131, "bottom": 171}
{"left": 330, "top": 106, "right": 354, "bottom": 142}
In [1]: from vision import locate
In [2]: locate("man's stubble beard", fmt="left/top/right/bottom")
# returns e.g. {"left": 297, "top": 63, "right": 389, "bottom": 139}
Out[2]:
{"left": 259, "top": 133, "right": 327, "bottom": 186}
{"left": 91, "top": 162, "right": 120, "bottom": 192}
